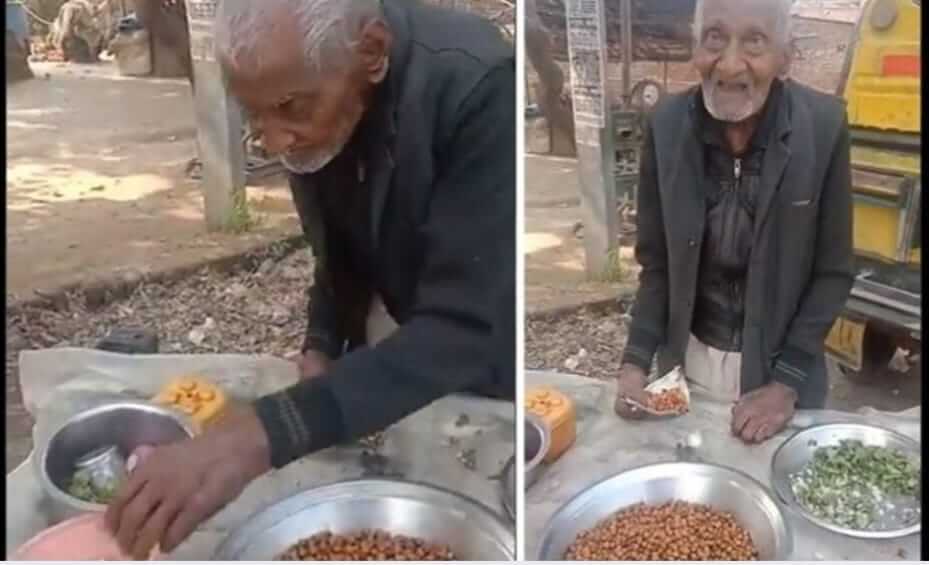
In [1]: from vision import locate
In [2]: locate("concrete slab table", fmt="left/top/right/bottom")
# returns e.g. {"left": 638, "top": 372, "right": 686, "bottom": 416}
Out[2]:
{"left": 524, "top": 370, "right": 920, "bottom": 561}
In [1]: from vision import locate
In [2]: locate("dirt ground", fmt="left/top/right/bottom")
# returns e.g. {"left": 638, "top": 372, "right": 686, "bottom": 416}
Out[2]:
{"left": 6, "top": 62, "right": 301, "bottom": 302}
{"left": 524, "top": 153, "right": 636, "bottom": 314}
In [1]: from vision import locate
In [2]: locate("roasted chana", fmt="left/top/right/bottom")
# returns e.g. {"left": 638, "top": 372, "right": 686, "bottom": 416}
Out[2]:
{"left": 645, "top": 388, "right": 688, "bottom": 414}
{"left": 277, "top": 529, "right": 455, "bottom": 561}
{"left": 564, "top": 501, "right": 759, "bottom": 561}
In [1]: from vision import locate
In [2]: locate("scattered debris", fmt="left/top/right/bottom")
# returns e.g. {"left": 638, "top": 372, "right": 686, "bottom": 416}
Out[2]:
{"left": 358, "top": 431, "right": 386, "bottom": 451}
{"left": 456, "top": 448, "right": 477, "bottom": 471}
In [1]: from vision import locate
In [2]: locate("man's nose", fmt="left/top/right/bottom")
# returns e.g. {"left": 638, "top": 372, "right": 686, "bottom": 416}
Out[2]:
{"left": 715, "top": 45, "right": 748, "bottom": 79}
{"left": 258, "top": 126, "right": 297, "bottom": 155}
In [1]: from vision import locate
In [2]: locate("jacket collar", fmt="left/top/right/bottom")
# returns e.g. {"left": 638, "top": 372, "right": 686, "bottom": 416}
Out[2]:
{"left": 364, "top": 0, "right": 412, "bottom": 250}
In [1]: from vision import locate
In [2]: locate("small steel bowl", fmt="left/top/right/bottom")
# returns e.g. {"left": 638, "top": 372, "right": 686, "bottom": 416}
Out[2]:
{"left": 213, "top": 479, "right": 515, "bottom": 560}
{"left": 525, "top": 413, "right": 550, "bottom": 488}
{"left": 536, "top": 462, "right": 793, "bottom": 560}
{"left": 771, "top": 422, "right": 922, "bottom": 539}
{"left": 37, "top": 402, "right": 193, "bottom": 523}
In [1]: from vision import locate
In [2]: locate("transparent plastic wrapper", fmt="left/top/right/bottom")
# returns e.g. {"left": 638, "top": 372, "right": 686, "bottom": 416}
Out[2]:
{"left": 621, "top": 366, "right": 691, "bottom": 418}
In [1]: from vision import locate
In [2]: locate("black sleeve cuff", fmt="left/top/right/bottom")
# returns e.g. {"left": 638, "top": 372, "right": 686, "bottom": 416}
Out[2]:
{"left": 252, "top": 380, "right": 346, "bottom": 469}
{"left": 302, "top": 330, "right": 343, "bottom": 359}
{"left": 770, "top": 346, "right": 815, "bottom": 392}
{"left": 621, "top": 326, "right": 660, "bottom": 372}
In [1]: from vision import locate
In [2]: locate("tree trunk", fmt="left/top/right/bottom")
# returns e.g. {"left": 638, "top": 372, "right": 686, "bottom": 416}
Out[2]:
{"left": 525, "top": 0, "right": 576, "bottom": 156}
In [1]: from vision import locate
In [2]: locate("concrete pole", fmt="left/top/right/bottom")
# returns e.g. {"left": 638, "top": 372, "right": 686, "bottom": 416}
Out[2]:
{"left": 565, "top": 0, "right": 618, "bottom": 278}
{"left": 183, "top": 0, "right": 247, "bottom": 232}
{"left": 620, "top": 0, "right": 634, "bottom": 104}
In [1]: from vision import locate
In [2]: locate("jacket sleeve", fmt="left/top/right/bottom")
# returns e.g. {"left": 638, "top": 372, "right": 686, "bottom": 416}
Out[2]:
{"left": 254, "top": 63, "right": 516, "bottom": 467}
{"left": 771, "top": 115, "right": 855, "bottom": 392}
{"left": 288, "top": 178, "right": 345, "bottom": 359}
{"left": 621, "top": 120, "right": 669, "bottom": 372}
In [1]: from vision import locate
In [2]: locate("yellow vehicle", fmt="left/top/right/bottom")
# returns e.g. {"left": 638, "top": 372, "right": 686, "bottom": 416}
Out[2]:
{"left": 824, "top": 0, "right": 921, "bottom": 376}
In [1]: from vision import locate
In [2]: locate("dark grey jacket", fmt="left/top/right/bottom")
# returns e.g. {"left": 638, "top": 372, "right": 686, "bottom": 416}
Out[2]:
{"left": 254, "top": 0, "right": 515, "bottom": 467}
{"left": 622, "top": 80, "right": 854, "bottom": 408}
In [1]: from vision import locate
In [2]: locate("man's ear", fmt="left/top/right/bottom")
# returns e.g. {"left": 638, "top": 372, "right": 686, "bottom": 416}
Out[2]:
{"left": 357, "top": 19, "right": 392, "bottom": 84}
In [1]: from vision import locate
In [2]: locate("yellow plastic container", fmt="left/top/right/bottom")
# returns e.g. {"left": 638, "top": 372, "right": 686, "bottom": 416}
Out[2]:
{"left": 526, "top": 386, "right": 576, "bottom": 463}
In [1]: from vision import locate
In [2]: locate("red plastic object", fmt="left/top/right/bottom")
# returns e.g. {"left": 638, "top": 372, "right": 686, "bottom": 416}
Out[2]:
{"left": 12, "top": 513, "right": 159, "bottom": 561}
{"left": 882, "top": 54, "right": 920, "bottom": 77}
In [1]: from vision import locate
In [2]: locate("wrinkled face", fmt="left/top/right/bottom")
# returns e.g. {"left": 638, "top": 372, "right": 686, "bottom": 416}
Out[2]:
{"left": 221, "top": 15, "right": 391, "bottom": 174}
{"left": 692, "top": 0, "right": 789, "bottom": 123}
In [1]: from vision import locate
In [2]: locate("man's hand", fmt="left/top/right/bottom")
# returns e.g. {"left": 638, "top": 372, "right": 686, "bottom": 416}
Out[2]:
{"left": 104, "top": 407, "right": 271, "bottom": 559}
{"left": 614, "top": 364, "right": 649, "bottom": 419}
{"left": 731, "top": 382, "right": 798, "bottom": 444}
{"left": 291, "top": 349, "right": 332, "bottom": 380}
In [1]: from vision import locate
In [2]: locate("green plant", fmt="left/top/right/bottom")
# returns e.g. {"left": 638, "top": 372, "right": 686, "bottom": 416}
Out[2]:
{"left": 223, "top": 190, "right": 262, "bottom": 234}
{"left": 599, "top": 247, "right": 630, "bottom": 282}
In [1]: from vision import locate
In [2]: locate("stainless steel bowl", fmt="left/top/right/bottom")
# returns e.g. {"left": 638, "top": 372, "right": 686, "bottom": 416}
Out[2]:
{"left": 214, "top": 479, "right": 515, "bottom": 561}
{"left": 525, "top": 413, "right": 550, "bottom": 488}
{"left": 771, "top": 423, "right": 922, "bottom": 539}
{"left": 37, "top": 402, "right": 194, "bottom": 522}
{"left": 537, "top": 462, "right": 793, "bottom": 560}
{"left": 501, "top": 456, "right": 516, "bottom": 522}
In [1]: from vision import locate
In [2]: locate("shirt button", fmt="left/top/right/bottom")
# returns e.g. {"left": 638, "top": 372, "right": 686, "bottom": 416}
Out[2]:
{"left": 688, "top": 238, "right": 696, "bottom": 247}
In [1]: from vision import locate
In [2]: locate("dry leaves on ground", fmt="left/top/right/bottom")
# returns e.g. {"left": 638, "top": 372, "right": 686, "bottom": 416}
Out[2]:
{"left": 525, "top": 303, "right": 630, "bottom": 381}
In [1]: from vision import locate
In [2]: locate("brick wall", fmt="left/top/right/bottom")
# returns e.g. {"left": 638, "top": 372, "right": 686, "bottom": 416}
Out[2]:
{"left": 528, "top": 17, "right": 855, "bottom": 105}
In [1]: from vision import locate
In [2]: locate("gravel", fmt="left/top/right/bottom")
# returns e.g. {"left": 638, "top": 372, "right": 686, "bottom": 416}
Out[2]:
{"left": 6, "top": 241, "right": 314, "bottom": 471}
{"left": 525, "top": 302, "right": 630, "bottom": 381}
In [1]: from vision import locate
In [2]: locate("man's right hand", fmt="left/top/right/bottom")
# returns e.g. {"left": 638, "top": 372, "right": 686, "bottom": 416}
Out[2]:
{"left": 292, "top": 349, "right": 332, "bottom": 380}
{"left": 613, "top": 364, "right": 649, "bottom": 419}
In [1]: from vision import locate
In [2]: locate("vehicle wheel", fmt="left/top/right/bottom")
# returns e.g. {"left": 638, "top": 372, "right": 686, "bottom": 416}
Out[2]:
{"left": 832, "top": 325, "right": 899, "bottom": 383}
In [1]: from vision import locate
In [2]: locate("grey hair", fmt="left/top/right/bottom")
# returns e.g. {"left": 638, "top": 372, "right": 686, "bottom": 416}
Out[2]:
{"left": 214, "top": 0, "right": 383, "bottom": 74}
{"left": 693, "top": 0, "right": 794, "bottom": 49}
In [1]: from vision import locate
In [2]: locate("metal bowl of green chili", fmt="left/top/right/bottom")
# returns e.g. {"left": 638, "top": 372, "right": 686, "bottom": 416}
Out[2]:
{"left": 771, "top": 423, "right": 921, "bottom": 539}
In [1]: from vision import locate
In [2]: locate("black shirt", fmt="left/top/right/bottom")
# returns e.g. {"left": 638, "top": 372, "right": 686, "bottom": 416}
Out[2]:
{"left": 691, "top": 80, "right": 783, "bottom": 351}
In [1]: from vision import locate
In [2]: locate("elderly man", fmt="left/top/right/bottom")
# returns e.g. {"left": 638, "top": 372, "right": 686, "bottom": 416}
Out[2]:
{"left": 615, "top": 0, "right": 853, "bottom": 442}
{"left": 105, "top": 0, "right": 514, "bottom": 558}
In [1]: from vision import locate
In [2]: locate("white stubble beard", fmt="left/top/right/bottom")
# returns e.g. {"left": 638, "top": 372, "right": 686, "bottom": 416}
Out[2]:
{"left": 701, "top": 77, "right": 763, "bottom": 123}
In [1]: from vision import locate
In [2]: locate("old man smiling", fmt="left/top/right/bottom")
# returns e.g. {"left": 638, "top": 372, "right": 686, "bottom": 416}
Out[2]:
{"left": 615, "top": 0, "right": 854, "bottom": 443}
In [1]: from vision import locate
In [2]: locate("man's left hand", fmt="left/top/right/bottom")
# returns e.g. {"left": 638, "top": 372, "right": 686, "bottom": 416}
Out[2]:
{"left": 104, "top": 407, "right": 271, "bottom": 559}
{"left": 731, "top": 382, "right": 798, "bottom": 444}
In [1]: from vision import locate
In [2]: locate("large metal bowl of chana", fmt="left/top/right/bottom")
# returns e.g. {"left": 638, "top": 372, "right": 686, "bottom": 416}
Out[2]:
{"left": 536, "top": 462, "right": 793, "bottom": 560}
{"left": 213, "top": 479, "right": 515, "bottom": 560}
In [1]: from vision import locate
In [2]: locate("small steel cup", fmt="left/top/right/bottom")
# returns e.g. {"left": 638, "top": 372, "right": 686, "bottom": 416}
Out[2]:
{"left": 74, "top": 445, "right": 128, "bottom": 494}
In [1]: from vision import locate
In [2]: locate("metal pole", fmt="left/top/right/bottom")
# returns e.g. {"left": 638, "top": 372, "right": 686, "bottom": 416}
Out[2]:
{"left": 183, "top": 0, "right": 247, "bottom": 232}
{"left": 565, "top": 0, "right": 618, "bottom": 278}
{"left": 620, "top": 0, "right": 633, "bottom": 105}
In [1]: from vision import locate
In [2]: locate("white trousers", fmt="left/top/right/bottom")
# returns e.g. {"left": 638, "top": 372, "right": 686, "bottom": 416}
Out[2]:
{"left": 684, "top": 334, "right": 742, "bottom": 403}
